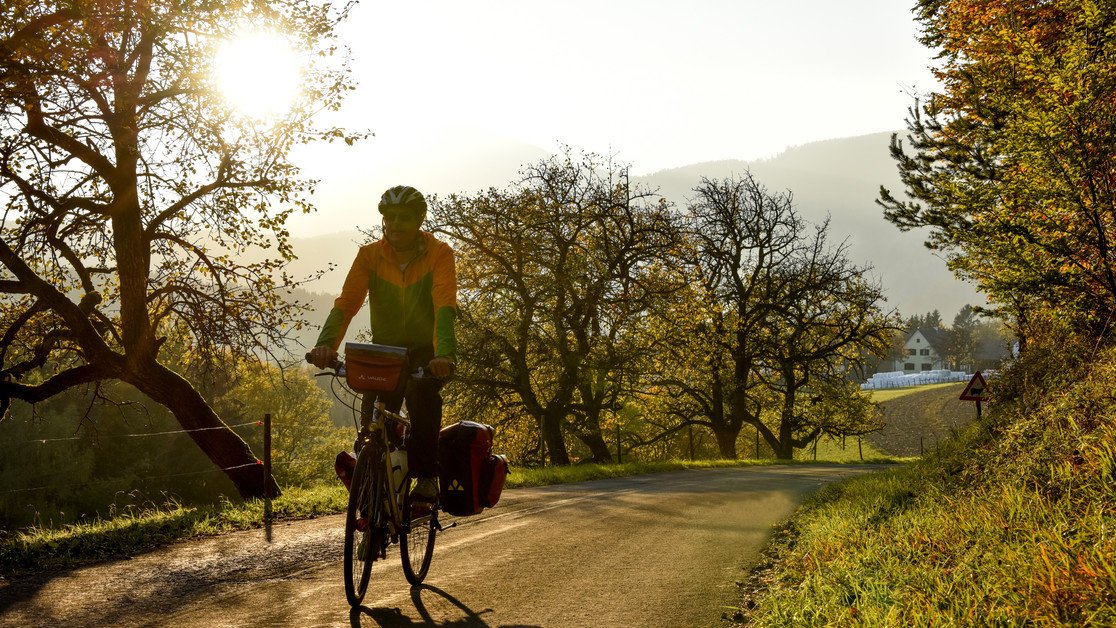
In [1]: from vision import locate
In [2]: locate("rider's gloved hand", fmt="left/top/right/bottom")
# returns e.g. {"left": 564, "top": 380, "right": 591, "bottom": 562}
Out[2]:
{"left": 427, "top": 356, "right": 455, "bottom": 378}
{"left": 309, "top": 345, "right": 338, "bottom": 369}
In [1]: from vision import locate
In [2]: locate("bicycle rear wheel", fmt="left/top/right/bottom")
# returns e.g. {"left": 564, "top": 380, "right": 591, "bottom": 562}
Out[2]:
{"left": 399, "top": 476, "right": 438, "bottom": 585}
{"left": 344, "top": 446, "right": 383, "bottom": 606}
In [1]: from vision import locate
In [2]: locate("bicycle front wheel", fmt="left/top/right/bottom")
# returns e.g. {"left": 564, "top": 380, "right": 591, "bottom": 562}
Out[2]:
{"left": 344, "top": 446, "right": 383, "bottom": 606}
{"left": 399, "top": 476, "right": 438, "bottom": 585}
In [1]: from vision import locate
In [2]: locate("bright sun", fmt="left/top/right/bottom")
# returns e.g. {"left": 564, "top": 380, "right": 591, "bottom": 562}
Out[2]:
{"left": 213, "top": 30, "right": 302, "bottom": 119}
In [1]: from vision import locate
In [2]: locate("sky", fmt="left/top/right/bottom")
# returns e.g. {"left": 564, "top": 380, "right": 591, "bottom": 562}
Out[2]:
{"left": 286, "top": 0, "right": 940, "bottom": 236}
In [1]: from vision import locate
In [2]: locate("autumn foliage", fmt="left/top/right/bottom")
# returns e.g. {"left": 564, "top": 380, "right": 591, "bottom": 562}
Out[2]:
{"left": 880, "top": 0, "right": 1116, "bottom": 341}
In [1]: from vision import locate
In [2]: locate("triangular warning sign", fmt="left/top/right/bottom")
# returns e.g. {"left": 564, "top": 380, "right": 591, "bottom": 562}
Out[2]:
{"left": 960, "top": 371, "right": 989, "bottom": 401}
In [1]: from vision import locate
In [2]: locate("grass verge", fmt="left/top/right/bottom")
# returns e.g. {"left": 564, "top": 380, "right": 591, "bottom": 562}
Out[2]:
{"left": 507, "top": 456, "right": 896, "bottom": 490}
{"left": 735, "top": 356, "right": 1116, "bottom": 626}
{"left": 0, "top": 484, "right": 347, "bottom": 576}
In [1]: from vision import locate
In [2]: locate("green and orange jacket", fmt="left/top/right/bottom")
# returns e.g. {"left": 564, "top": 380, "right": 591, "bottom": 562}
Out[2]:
{"left": 315, "top": 231, "right": 457, "bottom": 361}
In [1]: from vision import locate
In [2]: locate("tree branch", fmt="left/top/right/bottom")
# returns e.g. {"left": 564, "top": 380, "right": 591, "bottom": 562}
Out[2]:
{"left": 0, "top": 364, "right": 104, "bottom": 404}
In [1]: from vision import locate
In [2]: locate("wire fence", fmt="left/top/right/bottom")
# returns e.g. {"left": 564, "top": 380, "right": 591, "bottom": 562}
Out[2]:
{"left": 19, "top": 420, "right": 265, "bottom": 444}
{"left": 1, "top": 419, "right": 274, "bottom": 496}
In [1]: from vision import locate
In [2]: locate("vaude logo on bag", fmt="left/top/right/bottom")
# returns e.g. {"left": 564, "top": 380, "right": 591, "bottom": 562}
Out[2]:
{"left": 354, "top": 373, "right": 389, "bottom": 384}
{"left": 447, "top": 479, "right": 465, "bottom": 492}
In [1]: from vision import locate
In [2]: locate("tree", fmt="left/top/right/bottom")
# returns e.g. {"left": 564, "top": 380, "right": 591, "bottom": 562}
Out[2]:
{"left": 682, "top": 174, "right": 804, "bottom": 458}
{"left": 757, "top": 223, "right": 896, "bottom": 458}
{"left": 631, "top": 277, "right": 736, "bottom": 459}
{"left": 684, "top": 174, "right": 896, "bottom": 459}
{"left": 943, "top": 304, "right": 979, "bottom": 370}
{"left": 905, "top": 310, "right": 943, "bottom": 333}
{"left": 879, "top": 0, "right": 1116, "bottom": 342}
{"left": 0, "top": 0, "right": 359, "bottom": 497}
{"left": 432, "top": 150, "right": 682, "bottom": 464}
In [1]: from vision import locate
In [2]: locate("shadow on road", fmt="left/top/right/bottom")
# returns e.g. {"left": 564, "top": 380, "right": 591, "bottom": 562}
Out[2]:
{"left": 349, "top": 584, "right": 540, "bottom": 628}
{"left": 0, "top": 571, "right": 51, "bottom": 616}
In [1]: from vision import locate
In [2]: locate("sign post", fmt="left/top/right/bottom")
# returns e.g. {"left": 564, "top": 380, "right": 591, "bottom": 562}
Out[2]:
{"left": 959, "top": 371, "right": 990, "bottom": 419}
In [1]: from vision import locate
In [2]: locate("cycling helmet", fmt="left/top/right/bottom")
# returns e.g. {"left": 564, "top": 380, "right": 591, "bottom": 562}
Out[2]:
{"left": 378, "top": 185, "right": 427, "bottom": 221}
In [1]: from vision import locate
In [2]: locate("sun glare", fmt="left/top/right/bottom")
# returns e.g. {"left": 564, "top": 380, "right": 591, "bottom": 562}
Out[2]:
{"left": 213, "top": 30, "right": 302, "bottom": 119}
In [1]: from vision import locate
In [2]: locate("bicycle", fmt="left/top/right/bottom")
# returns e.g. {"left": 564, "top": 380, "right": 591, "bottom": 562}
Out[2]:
{"left": 308, "top": 343, "right": 444, "bottom": 607}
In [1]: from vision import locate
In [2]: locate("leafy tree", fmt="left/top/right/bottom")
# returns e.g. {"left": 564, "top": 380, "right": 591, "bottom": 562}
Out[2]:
{"left": 628, "top": 277, "right": 736, "bottom": 459}
{"left": 216, "top": 361, "right": 345, "bottom": 488}
{"left": 680, "top": 174, "right": 804, "bottom": 458}
{"left": 0, "top": 0, "right": 358, "bottom": 497}
{"left": 432, "top": 150, "right": 682, "bottom": 464}
{"left": 684, "top": 174, "right": 895, "bottom": 459}
{"left": 879, "top": 0, "right": 1116, "bottom": 342}
{"left": 905, "top": 309, "right": 943, "bottom": 333}
{"left": 757, "top": 224, "right": 896, "bottom": 458}
{"left": 943, "top": 304, "right": 979, "bottom": 370}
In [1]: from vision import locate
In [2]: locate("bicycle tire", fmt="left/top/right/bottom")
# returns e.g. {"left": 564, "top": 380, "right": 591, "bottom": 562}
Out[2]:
{"left": 343, "top": 445, "right": 381, "bottom": 606}
{"left": 399, "top": 476, "right": 438, "bottom": 585}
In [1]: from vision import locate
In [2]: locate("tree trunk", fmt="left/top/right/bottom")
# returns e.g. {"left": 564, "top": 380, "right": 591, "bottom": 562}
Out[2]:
{"left": 772, "top": 439, "right": 795, "bottom": 460}
{"left": 575, "top": 428, "right": 614, "bottom": 463}
{"left": 712, "top": 428, "right": 738, "bottom": 459}
{"left": 129, "top": 362, "right": 278, "bottom": 499}
{"left": 775, "top": 406, "right": 796, "bottom": 460}
{"left": 540, "top": 410, "right": 571, "bottom": 465}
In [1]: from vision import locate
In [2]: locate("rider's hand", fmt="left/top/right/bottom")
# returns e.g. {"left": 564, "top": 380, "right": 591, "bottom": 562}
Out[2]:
{"left": 427, "top": 356, "right": 455, "bottom": 378}
{"left": 308, "top": 345, "right": 338, "bottom": 369}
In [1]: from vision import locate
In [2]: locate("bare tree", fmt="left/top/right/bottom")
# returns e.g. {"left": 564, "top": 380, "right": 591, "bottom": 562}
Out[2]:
{"left": 758, "top": 222, "right": 897, "bottom": 458}
{"left": 680, "top": 173, "right": 802, "bottom": 458}
{"left": 432, "top": 150, "right": 682, "bottom": 464}
{"left": 0, "top": 0, "right": 359, "bottom": 497}
{"left": 679, "top": 174, "right": 895, "bottom": 459}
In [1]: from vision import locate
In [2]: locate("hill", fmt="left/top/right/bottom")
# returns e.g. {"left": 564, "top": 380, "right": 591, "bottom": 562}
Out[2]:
{"left": 289, "top": 132, "right": 981, "bottom": 322}
{"left": 635, "top": 132, "right": 981, "bottom": 318}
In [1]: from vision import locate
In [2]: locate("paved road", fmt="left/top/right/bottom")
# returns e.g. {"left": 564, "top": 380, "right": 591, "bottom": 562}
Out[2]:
{"left": 0, "top": 465, "right": 883, "bottom": 627}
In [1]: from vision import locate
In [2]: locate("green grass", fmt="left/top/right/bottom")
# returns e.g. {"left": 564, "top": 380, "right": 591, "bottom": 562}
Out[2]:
{"left": 737, "top": 355, "right": 1116, "bottom": 626}
{"left": 0, "top": 484, "right": 348, "bottom": 575}
{"left": 507, "top": 456, "right": 896, "bottom": 490}
{"left": 868, "top": 382, "right": 962, "bottom": 403}
{"left": 795, "top": 436, "right": 889, "bottom": 462}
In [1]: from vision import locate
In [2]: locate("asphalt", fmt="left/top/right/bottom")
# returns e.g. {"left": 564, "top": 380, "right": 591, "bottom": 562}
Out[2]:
{"left": 0, "top": 465, "right": 884, "bottom": 628}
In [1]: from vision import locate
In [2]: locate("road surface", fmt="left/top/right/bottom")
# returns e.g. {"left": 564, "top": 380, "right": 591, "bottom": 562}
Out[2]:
{"left": 0, "top": 465, "right": 883, "bottom": 627}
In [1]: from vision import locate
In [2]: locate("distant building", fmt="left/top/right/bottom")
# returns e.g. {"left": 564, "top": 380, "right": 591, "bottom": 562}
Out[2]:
{"left": 895, "top": 327, "right": 948, "bottom": 372}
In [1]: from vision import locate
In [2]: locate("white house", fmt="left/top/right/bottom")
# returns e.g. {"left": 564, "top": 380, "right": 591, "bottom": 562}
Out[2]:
{"left": 894, "top": 327, "right": 948, "bottom": 372}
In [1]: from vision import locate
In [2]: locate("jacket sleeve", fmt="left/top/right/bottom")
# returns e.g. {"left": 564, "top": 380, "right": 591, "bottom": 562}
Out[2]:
{"left": 315, "top": 247, "right": 373, "bottom": 350}
{"left": 431, "top": 243, "right": 458, "bottom": 361}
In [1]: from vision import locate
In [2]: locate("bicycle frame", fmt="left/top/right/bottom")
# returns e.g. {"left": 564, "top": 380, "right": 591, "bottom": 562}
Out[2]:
{"left": 358, "top": 399, "right": 411, "bottom": 538}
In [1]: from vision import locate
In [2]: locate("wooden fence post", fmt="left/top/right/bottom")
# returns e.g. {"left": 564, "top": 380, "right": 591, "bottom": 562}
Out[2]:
{"left": 264, "top": 413, "right": 272, "bottom": 542}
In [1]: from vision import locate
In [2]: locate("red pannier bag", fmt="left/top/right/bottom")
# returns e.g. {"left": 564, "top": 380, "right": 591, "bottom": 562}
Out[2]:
{"left": 344, "top": 342, "right": 408, "bottom": 393}
{"left": 438, "top": 421, "right": 510, "bottom": 516}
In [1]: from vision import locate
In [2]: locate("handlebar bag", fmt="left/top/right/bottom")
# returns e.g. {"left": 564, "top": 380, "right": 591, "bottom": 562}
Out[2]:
{"left": 438, "top": 421, "right": 509, "bottom": 516}
{"left": 344, "top": 342, "right": 408, "bottom": 393}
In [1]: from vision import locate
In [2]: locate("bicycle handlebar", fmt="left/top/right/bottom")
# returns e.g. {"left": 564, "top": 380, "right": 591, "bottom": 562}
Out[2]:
{"left": 304, "top": 352, "right": 452, "bottom": 381}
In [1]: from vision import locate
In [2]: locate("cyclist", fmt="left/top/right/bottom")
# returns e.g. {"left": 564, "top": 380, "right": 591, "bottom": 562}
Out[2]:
{"left": 308, "top": 185, "right": 456, "bottom": 504}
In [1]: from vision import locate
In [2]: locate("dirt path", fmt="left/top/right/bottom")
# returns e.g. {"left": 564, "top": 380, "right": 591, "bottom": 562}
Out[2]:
{"left": 0, "top": 465, "right": 884, "bottom": 627}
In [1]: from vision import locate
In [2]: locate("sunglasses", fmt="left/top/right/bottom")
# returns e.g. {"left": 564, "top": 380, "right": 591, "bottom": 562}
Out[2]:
{"left": 380, "top": 210, "right": 419, "bottom": 224}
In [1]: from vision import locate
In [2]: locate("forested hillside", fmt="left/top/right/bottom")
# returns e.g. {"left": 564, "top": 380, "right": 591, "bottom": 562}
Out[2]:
{"left": 289, "top": 132, "right": 980, "bottom": 324}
